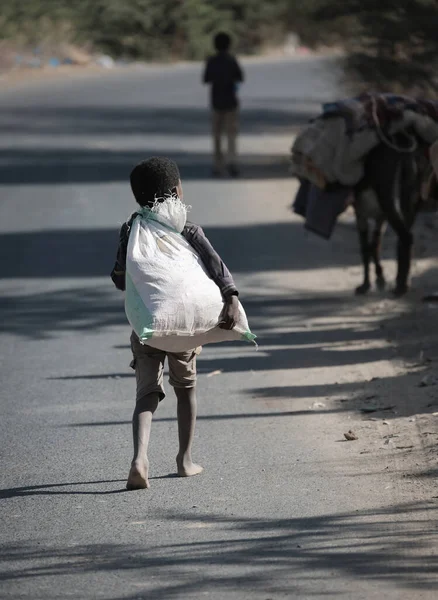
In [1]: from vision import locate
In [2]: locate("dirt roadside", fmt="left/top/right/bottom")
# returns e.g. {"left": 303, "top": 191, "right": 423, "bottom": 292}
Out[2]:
{"left": 327, "top": 209, "right": 438, "bottom": 501}
{"left": 0, "top": 63, "right": 139, "bottom": 91}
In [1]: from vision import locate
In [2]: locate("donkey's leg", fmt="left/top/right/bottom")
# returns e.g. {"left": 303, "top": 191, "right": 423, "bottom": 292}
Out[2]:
{"left": 394, "top": 231, "right": 413, "bottom": 296}
{"left": 383, "top": 209, "right": 413, "bottom": 296}
{"left": 391, "top": 153, "right": 420, "bottom": 296}
{"left": 371, "top": 217, "right": 386, "bottom": 290}
{"left": 366, "top": 148, "right": 412, "bottom": 296}
{"left": 354, "top": 199, "right": 371, "bottom": 295}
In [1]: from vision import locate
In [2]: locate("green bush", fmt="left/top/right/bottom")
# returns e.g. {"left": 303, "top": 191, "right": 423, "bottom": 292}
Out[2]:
{"left": 3, "top": 0, "right": 437, "bottom": 93}
{"left": 0, "top": 0, "right": 293, "bottom": 60}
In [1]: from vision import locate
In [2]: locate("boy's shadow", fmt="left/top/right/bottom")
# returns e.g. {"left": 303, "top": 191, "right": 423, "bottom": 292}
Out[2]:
{"left": 0, "top": 476, "right": 178, "bottom": 499}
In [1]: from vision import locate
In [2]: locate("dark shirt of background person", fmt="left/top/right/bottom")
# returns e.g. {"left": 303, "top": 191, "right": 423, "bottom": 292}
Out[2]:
{"left": 203, "top": 34, "right": 244, "bottom": 111}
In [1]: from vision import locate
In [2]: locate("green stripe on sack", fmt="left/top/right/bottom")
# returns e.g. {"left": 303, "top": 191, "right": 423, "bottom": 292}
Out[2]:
{"left": 241, "top": 330, "right": 257, "bottom": 344}
{"left": 125, "top": 271, "right": 155, "bottom": 342}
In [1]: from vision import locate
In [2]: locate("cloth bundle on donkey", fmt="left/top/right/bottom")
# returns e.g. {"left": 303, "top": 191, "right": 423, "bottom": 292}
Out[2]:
{"left": 291, "top": 92, "right": 438, "bottom": 238}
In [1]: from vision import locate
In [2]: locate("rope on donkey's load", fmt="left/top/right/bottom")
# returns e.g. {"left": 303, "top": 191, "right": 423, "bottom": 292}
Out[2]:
{"left": 370, "top": 94, "right": 417, "bottom": 154}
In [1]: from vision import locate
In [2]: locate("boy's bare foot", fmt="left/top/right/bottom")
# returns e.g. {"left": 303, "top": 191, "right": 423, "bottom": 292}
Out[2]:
{"left": 126, "top": 460, "right": 150, "bottom": 490}
{"left": 176, "top": 454, "right": 204, "bottom": 477}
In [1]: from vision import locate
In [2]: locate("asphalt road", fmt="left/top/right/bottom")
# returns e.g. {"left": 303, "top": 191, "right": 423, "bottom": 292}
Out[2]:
{"left": 0, "top": 57, "right": 436, "bottom": 599}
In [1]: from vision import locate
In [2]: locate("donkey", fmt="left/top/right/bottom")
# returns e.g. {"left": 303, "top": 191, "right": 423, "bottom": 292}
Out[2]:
{"left": 352, "top": 138, "right": 428, "bottom": 296}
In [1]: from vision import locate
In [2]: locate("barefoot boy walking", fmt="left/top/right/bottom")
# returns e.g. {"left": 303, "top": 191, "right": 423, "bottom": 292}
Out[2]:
{"left": 111, "top": 157, "right": 239, "bottom": 489}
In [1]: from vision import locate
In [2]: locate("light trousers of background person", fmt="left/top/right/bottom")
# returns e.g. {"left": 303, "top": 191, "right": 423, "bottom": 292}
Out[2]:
{"left": 212, "top": 109, "right": 238, "bottom": 173}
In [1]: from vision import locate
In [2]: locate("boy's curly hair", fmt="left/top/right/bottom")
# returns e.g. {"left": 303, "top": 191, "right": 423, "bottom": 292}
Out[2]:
{"left": 130, "top": 157, "right": 181, "bottom": 207}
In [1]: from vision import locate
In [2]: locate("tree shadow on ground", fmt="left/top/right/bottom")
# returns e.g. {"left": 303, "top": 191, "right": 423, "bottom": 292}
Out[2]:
{"left": 0, "top": 105, "right": 315, "bottom": 138}
{"left": 2, "top": 209, "right": 437, "bottom": 428}
{"left": 0, "top": 216, "right": 361, "bottom": 340}
{"left": 0, "top": 502, "right": 436, "bottom": 597}
{"left": 0, "top": 285, "right": 125, "bottom": 339}
{"left": 0, "top": 101, "right": 314, "bottom": 185}
{"left": 0, "top": 148, "right": 291, "bottom": 185}
{"left": 0, "top": 220, "right": 361, "bottom": 281}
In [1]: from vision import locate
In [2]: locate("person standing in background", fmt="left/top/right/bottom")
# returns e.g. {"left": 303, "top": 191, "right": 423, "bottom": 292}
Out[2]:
{"left": 203, "top": 32, "right": 244, "bottom": 177}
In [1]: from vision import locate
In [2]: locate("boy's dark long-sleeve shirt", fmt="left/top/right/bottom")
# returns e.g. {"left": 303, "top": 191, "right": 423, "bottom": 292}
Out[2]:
{"left": 111, "top": 214, "right": 238, "bottom": 299}
{"left": 203, "top": 52, "right": 244, "bottom": 111}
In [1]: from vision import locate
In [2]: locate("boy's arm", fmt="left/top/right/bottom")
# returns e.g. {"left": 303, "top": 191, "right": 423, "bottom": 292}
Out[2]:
{"left": 203, "top": 57, "right": 213, "bottom": 84}
{"left": 110, "top": 223, "right": 129, "bottom": 291}
{"left": 234, "top": 58, "right": 244, "bottom": 83}
{"left": 183, "top": 223, "right": 239, "bottom": 330}
{"left": 183, "top": 222, "right": 238, "bottom": 298}
{"left": 110, "top": 213, "right": 138, "bottom": 291}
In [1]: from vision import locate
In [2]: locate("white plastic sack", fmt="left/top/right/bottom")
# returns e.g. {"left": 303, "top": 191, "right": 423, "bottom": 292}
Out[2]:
{"left": 125, "top": 196, "right": 256, "bottom": 352}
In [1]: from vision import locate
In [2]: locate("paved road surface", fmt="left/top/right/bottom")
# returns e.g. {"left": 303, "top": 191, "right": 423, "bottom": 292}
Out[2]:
{"left": 0, "top": 57, "right": 436, "bottom": 599}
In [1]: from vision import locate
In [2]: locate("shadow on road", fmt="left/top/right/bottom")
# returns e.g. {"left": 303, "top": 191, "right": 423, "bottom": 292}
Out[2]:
{"left": 0, "top": 502, "right": 436, "bottom": 595}
{"left": 0, "top": 102, "right": 315, "bottom": 184}
{"left": 0, "top": 104, "right": 314, "bottom": 137}
{"left": 0, "top": 221, "right": 360, "bottom": 281}
{"left": 0, "top": 480, "right": 127, "bottom": 499}
{"left": 0, "top": 148, "right": 291, "bottom": 184}
{"left": 2, "top": 214, "right": 437, "bottom": 427}
{"left": 0, "top": 286, "right": 125, "bottom": 339}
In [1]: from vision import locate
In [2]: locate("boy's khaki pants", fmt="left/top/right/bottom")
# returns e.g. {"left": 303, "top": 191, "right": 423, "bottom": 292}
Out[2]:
{"left": 212, "top": 109, "right": 238, "bottom": 170}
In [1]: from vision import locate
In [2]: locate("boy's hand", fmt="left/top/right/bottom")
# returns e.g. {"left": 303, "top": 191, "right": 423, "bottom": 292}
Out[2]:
{"left": 218, "top": 295, "right": 239, "bottom": 330}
